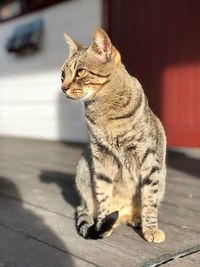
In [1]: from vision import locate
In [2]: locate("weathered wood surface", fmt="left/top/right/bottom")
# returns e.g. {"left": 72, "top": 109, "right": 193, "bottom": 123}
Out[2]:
{"left": 0, "top": 136, "right": 200, "bottom": 267}
{"left": 162, "top": 252, "right": 200, "bottom": 267}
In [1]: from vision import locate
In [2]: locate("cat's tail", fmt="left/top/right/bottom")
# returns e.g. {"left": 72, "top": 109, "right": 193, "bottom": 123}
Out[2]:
{"left": 76, "top": 210, "right": 118, "bottom": 239}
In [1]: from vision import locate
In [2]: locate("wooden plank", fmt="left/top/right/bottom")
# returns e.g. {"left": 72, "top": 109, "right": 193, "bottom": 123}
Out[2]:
{"left": 167, "top": 149, "right": 200, "bottom": 178}
{"left": 0, "top": 137, "right": 84, "bottom": 168}
{"left": 162, "top": 252, "right": 200, "bottom": 267}
{"left": 0, "top": 170, "right": 78, "bottom": 217}
{"left": 0, "top": 194, "right": 200, "bottom": 267}
{"left": 0, "top": 225, "right": 95, "bottom": 267}
{"left": 162, "top": 175, "right": 200, "bottom": 212}
{"left": 166, "top": 182, "right": 200, "bottom": 200}
{"left": 0, "top": 157, "right": 77, "bottom": 177}
{"left": 160, "top": 203, "right": 200, "bottom": 233}
{"left": 166, "top": 169, "right": 200, "bottom": 189}
{"left": 163, "top": 192, "right": 200, "bottom": 212}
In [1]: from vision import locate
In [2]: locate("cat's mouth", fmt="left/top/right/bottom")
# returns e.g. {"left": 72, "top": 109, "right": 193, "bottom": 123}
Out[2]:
{"left": 64, "top": 87, "right": 84, "bottom": 101}
{"left": 65, "top": 89, "right": 94, "bottom": 101}
{"left": 65, "top": 91, "right": 84, "bottom": 101}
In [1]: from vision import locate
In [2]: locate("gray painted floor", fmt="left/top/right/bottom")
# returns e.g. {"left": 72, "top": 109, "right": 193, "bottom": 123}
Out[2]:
{"left": 0, "top": 136, "right": 199, "bottom": 267}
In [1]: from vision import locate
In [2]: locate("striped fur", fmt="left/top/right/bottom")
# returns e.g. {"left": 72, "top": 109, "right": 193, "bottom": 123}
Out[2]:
{"left": 61, "top": 27, "right": 167, "bottom": 243}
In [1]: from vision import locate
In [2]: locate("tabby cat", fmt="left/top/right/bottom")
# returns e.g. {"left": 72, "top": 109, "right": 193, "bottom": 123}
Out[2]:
{"left": 61, "top": 27, "right": 166, "bottom": 243}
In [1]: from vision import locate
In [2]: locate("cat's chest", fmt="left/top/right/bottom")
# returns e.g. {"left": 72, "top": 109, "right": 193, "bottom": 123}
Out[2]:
{"left": 92, "top": 124, "right": 121, "bottom": 149}
{"left": 90, "top": 126, "right": 140, "bottom": 181}
{"left": 93, "top": 126, "right": 138, "bottom": 161}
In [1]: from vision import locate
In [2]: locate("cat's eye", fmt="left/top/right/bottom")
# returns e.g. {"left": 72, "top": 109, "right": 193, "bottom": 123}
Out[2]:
{"left": 76, "top": 69, "right": 86, "bottom": 77}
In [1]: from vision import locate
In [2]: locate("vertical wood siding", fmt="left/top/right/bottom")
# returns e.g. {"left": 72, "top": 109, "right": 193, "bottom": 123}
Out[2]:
{"left": 104, "top": 0, "right": 200, "bottom": 147}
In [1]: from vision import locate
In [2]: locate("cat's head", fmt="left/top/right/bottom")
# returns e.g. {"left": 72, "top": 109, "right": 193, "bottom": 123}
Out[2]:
{"left": 61, "top": 27, "right": 121, "bottom": 101}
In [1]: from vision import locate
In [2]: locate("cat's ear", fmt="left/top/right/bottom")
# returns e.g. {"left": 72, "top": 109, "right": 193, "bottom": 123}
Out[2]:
{"left": 64, "top": 33, "right": 80, "bottom": 57}
{"left": 89, "top": 27, "right": 112, "bottom": 63}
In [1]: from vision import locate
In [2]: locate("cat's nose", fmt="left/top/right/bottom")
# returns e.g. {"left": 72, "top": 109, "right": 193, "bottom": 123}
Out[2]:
{"left": 61, "top": 83, "right": 71, "bottom": 93}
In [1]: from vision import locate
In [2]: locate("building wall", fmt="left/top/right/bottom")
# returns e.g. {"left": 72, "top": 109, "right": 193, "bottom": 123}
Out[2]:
{"left": 0, "top": 0, "right": 102, "bottom": 142}
{"left": 105, "top": 0, "right": 200, "bottom": 147}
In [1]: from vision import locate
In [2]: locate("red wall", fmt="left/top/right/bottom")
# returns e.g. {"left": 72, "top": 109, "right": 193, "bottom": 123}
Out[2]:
{"left": 104, "top": 0, "right": 200, "bottom": 147}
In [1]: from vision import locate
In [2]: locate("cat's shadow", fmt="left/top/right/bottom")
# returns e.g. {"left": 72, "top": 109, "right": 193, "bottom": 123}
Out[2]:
{"left": 39, "top": 170, "right": 80, "bottom": 208}
{"left": 167, "top": 149, "right": 200, "bottom": 179}
{"left": 131, "top": 226, "right": 145, "bottom": 241}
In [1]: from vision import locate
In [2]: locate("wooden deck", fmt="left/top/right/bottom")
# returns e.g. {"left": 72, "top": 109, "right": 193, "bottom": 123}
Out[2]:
{"left": 0, "top": 136, "right": 199, "bottom": 267}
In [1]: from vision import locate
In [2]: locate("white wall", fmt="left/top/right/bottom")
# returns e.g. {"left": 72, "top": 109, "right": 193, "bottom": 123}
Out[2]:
{"left": 0, "top": 0, "right": 102, "bottom": 142}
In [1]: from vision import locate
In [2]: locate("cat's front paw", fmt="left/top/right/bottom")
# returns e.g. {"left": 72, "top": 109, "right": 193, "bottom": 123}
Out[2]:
{"left": 143, "top": 228, "right": 165, "bottom": 243}
{"left": 78, "top": 222, "right": 92, "bottom": 238}
{"left": 95, "top": 211, "right": 119, "bottom": 238}
{"left": 95, "top": 219, "right": 114, "bottom": 237}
